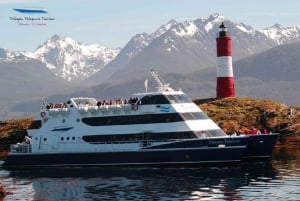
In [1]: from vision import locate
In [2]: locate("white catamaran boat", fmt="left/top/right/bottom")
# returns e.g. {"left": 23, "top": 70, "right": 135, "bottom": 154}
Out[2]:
{"left": 3, "top": 70, "right": 277, "bottom": 168}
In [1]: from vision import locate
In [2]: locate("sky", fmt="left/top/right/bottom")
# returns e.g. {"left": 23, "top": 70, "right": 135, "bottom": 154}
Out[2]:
{"left": 1, "top": 0, "right": 300, "bottom": 52}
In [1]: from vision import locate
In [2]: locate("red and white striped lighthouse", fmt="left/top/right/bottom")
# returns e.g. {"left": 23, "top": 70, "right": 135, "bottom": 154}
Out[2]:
{"left": 216, "top": 22, "right": 235, "bottom": 98}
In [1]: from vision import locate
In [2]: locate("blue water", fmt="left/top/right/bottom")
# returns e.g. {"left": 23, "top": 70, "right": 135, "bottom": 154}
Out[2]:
{"left": 0, "top": 149, "right": 299, "bottom": 201}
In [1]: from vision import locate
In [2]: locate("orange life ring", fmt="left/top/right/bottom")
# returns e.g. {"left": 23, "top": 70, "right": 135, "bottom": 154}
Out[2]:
{"left": 40, "top": 111, "right": 46, "bottom": 118}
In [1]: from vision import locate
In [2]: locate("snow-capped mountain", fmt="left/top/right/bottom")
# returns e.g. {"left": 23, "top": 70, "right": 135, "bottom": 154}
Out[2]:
{"left": 89, "top": 13, "right": 287, "bottom": 84}
{"left": 117, "top": 13, "right": 300, "bottom": 64}
{"left": 32, "top": 35, "right": 120, "bottom": 82}
{"left": 260, "top": 24, "right": 300, "bottom": 44}
{"left": 0, "top": 35, "right": 120, "bottom": 82}
{"left": 0, "top": 48, "right": 31, "bottom": 62}
{"left": 87, "top": 19, "right": 179, "bottom": 84}
{"left": 119, "top": 19, "right": 179, "bottom": 60}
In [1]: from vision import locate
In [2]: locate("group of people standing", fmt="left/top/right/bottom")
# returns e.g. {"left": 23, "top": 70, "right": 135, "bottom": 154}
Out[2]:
{"left": 247, "top": 128, "right": 269, "bottom": 135}
{"left": 96, "top": 97, "right": 138, "bottom": 106}
{"left": 230, "top": 128, "right": 270, "bottom": 136}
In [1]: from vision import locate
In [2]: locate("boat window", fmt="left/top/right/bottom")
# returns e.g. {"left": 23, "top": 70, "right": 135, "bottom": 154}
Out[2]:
{"left": 61, "top": 137, "right": 64, "bottom": 141}
{"left": 206, "top": 129, "right": 227, "bottom": 136}
{"left": 139, "top": 95, "right": 170, "bottom": 105}
{"left": 82, "top": 131, "right": 197, "bottom": 144}
{"left": 149, "top": 131, "right": 196, "bottom": 140}
{"left": 82, "top": 112, "right": 207, "bottom": 126}
{"left": 167, "top": 94, "right": 193, "bottom": 103}
{"left": 180, "top": 112, "right": 209, "bottom": 120}
{"left": 194, "top": 129, "right": 227, "bottom": 138}
{"left": 28, "top": 120, "right": 42, "bottom": 129}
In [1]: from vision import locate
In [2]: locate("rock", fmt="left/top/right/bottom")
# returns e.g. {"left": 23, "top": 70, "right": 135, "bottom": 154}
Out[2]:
{"left": 0, "top": 182, "right": 6, "bottom": 199}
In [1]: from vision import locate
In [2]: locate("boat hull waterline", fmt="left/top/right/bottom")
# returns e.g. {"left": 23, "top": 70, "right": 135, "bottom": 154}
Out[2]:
{"left": 3, "top": 146, "right": 246, "bottom": 168}
{"left": 3, "top": 137, "right": 249, "bottom": 168}
{"left": 243, "top": 133, "right": 279, "bottom": 159}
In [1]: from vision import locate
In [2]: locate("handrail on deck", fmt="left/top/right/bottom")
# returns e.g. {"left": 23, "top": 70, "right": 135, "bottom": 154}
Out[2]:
{"left": 10, "top": 144, "right": 32, "bottom": 153}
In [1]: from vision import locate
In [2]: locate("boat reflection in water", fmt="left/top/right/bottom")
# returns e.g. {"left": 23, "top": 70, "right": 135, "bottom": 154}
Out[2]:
{"left": 6, "top": 161, "right": 277, "bottom": 201}
{"left": 3, "top": 148, "right": 300, "bottom": 200}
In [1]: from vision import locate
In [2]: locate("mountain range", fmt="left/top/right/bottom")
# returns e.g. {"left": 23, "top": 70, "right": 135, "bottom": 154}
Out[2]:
{"left": 1, "top": 13, "right": 300, "bottom": 119}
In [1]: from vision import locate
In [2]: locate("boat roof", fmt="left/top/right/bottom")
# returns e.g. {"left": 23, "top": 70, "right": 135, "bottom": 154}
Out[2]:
{"left": 70, "top": 97, "right": 98, "bottom": 107}
{"left": 133, "top": 89, "right": 184, "bottom": 97}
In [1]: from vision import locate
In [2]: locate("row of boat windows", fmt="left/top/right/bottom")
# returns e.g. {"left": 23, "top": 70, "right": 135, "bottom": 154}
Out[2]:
{"left": 139, "top": 94, "right": 192, "bottom": 105}
{"left": 82, "top": 130, "right": 225, "bottom": 144}
{"left": 82, "top": 112, "right": 209, "bottom": 126}
{"left": 34, "top": 129, "right": 225, "bottom": 144}
{"left": 27, "top": 112, "right": 209, "bottom": 129}
{"left": 34, "top": 136, "right": 78, "bottom": 142}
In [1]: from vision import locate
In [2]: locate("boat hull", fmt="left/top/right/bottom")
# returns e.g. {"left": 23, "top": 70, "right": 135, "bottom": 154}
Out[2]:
{"left": 242, "top": 133, "right": 279, "bottom": 159}
{"left": 2, "top": 146, "right": 246, "bottom": 169}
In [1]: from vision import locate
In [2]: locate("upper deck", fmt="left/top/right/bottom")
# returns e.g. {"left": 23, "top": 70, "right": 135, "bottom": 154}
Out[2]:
{"left": 70, "top": 97, "right": 98, "bottom": 108}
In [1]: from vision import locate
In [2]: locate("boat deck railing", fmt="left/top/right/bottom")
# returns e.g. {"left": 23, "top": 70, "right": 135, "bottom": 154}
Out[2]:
{"left": 10, "top": 144, "right": 31, "bottom": 153}
{"left": 88, "top": 139, "right": 191, "bottom": 147}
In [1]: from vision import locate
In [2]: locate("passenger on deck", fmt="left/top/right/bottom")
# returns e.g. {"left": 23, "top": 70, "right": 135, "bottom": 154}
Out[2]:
{"left": 262, "top": 128, "right": 268, "bottom": 134}
{"left": 250, "top": 128, "right": 258, "bottom": 135}
{"left": 46, "top": 104, "right": 51, "bottom": 110}
{"left": 105, "top": 100, "right": 110, "bottom": 105}
{"left": 46, "top": 102, "right": 53, "bottom": 110}
{"left": 257, "top": 129, "right": 261, "bottom": 135}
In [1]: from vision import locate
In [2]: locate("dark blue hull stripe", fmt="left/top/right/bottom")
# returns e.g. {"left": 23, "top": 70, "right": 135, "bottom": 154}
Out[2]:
{"left": 51, "top": 127, "right": 73, "bottom": 132}
{"left": 3, "top": 146, "right": 245, "bottom": 168}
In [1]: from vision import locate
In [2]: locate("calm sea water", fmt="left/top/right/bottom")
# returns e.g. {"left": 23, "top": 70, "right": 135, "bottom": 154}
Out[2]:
{"left": 0, "top": 149, "right": 299, "bottom": 201}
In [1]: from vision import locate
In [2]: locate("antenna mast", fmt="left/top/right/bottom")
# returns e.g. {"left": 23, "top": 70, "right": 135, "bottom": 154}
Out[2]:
{"left": 150, "top": 69, "right": 173, "bottom": 92}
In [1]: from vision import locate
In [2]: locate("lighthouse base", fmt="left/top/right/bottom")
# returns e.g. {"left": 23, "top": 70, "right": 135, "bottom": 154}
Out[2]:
{"left": 216, "top": 77, "right": 235, "bottom": 98}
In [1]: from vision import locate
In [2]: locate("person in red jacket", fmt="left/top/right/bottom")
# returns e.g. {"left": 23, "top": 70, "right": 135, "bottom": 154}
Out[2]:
{"left": 251, "top": 128, "right": 257, "bottom": 135}
{"left": 262, "top": 128, "right": 268, "bottom": 134}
